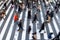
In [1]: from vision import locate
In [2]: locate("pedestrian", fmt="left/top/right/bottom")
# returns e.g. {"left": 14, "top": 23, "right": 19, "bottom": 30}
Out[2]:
{"left": 37, "top": 5, "right": 41, "bottom": 12}
{"left": 4, "top": 2, "right": 6, "bottom": 8}
{"left": 18, "top": 19, "right": 23, "bottom": 31}
{"left": 18, "top": 3, "right": 22, "bottom": 12}
{"left": 27, "top": 25, "right": 31, "bottom": 34}
{"left": 11, "top": 0, "right": 14, "bottom": 5}
{"left": 28, "top": 10, "right": 31, "bottom": 19}
{"left": 32, "top": 13, "right": 38, "bottom": 23}
{"left": 39, "top": 22, "right": 45, "bottom": 32}
{"left": 14, "top": 13, "right": 18, "bottom": 22}
{"left": 32, "top": 32, "right": 37, "bottom": 40}
{"left": 45, "top": 10, "right": 51, "bottom": 23}
{"left": 54, "top": 6, "right": 58, "bottom": 13}
{"left": 45, "top": 14, "right": 51, "bottom": 23}
{"left": 0, "top": 10, "right": 6, "bottom": 20}
{"left": 50, "top": 11, "right": 54, "bottom": 20}
{"left": 21, "top": 3, "right": 25, "bottom": 10}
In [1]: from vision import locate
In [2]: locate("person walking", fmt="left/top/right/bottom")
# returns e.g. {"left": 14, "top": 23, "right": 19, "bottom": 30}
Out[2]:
{"left": 18, "top": 19, "right": 23, "bottom": 32}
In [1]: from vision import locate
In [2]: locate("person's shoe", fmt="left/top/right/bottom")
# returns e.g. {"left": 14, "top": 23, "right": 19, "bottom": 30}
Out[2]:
{"left": 17, "top": 29, "right": 20, "bottom": 31}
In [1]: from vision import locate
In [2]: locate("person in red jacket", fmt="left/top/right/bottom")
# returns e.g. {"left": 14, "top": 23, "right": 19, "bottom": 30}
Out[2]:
{"left": 14, "top": 13, "right": 18, "bottom": 22}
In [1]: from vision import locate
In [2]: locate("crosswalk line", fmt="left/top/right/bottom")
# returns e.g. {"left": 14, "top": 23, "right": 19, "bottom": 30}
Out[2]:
{"left": 0, "top": 3, "right": 4, "bottom": 9}
{"left": 52, "top": 17, "right": 59, "bottom": 34}
{"left": 40, "top": 10, "right": 44, "bottom": 23}
{"left": 0, "top": 8, "right": 14, "bottom": 40}
{"left": 0, "top": 4, "right": 11, "bottom": 27}
{"left": 40, "top": 10, "right": 48, "bottom": 39}
{"left": 55, "top": 14, "right": 60, "bottom": 23}
{"left": 21, "top": 8, "right": 28, "bottom": 40}
{"left": 5, "top": 4, "right": 12, "bottom": 15}
{"left": 5, "top": 19, "right": 14, "bottom": 40}
{"left": 48, "top": 23, "right": 55, "bottom": 39}
{"left": 0, "top": 19, "right": 4, "bottom": 27}
{"left": 13, "top": 12, "right": 23, "bottom": 40}
{"left": 36, "top": 22, "right": 40, "bottom": 39}
{"left": 6, "top": 0, "right": 11, "bottom": 6}
{"left": 29, "top": 20, "right": 33, "bottom": 40}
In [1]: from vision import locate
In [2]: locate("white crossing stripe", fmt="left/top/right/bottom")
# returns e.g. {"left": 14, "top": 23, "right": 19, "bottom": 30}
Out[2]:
{"left": 0, "top": 4, "right": 11, "bottom": 27}
{"left": 0, "top": 3, "right": 4, "bottom": 9}
{"left": 21, "top": 8, "right": 28, "bottom": 40}
{"left": 29, "top": 20, "right": 33, "bottom": 40}
{"left": 0, "top": 8, "right": 14, "bottom": 40}
{"left": 48, "top": 23, "right": 55, "bottom": 39}
{"left": 36, "top": 22, "right": 40, "bottom": 39}
{"left": 6, "top": 0, "right": 11, "bottom": 6}
{"left": 52, "top": 17, "right": 59, "bottom": 34}
{"left": 5, "top": 19, "right": 14, "bottom": 40}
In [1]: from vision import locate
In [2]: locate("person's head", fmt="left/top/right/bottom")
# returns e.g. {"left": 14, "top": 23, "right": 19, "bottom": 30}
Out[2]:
{"left": 47, "top": 10, "right": 49, "bottom": 14}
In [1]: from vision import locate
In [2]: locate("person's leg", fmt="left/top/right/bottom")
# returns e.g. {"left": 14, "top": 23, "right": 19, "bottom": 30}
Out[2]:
{"left": 20, "top": 26, "right": 23, "bottom": 31}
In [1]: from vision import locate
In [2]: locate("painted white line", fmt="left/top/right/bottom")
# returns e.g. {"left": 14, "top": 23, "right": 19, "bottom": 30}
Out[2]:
{"left": 0, "top": 19, "right": 4, "bottom": 27}
{"left": 13, "top": 12, "right": 23, "bottom": 40}
{"left": 55, "top": 14, "right": 60, "bottom": 24}
{"left": 44, "top": 27, "right": 48, "bottom": 39}
{"left": 0, "top": 4, "right": 11, "bottom": 27}
{"left": 40, "top": 10, "right": 44, "bottom": 23}
{"left": 48, "top": 23, "right": 55, "bottom": 39}
{"left": 52, "top": 17, "right": 59, "bottom": 34}
{"left": 6, "top": 0, "right": 11, "bottom": 6}
{"left": 36, "top": 22, "right": 40, "bottom": 39}
{"left": 21, "top": 8, "right": 28, "bottom": 40}
{"left": 0, "top": 3, "right": 4, "bottom": 9}
{"left": 5, "top": 19, "right": 14, "bottom": 40}
{"left": 0, "top": 8, "right": 14, "bottom": 40}
{"left": 29, "top": 20, "right": 33, "bottom": 40}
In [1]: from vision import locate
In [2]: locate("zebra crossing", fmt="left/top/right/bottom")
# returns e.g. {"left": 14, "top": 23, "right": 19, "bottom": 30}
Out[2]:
{"left": 0, "top": 0, "right": 60, "bottom": 40}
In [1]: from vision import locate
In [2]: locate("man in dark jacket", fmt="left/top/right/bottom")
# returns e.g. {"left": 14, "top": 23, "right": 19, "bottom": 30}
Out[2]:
{"left": 50, "top": 11, "right": 54, "bottom": 20}
{"left": 18, "top": 20, "right": 23, "bottom": 31}
{"left": 39, "top": 22, "right": 45, "bottom": 32}
{"left": 27, "top": 25, "right": 31, "bottom": 34}
{"left": 32, "top": 13, "right": 38, "bottom": 23}
{"left": 28, "top": 10, "right": 31, "bottom": 19}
